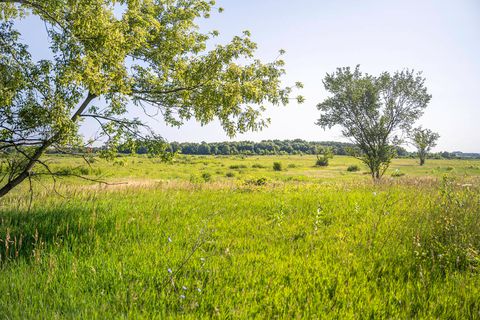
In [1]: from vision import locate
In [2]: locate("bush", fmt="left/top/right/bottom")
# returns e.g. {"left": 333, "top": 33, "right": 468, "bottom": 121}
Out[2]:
{"left": 252, "top": 163, "right": 266, "bottom": 169}
{"left": 201, "top": 172, "right": 212, "bottom": 182}
{"left": 315, "top": 146, "right": 333, "bottom": 167}
{"left": 273, "top": 162, "right": 282, "bottom": 171}
{"left": 245, "top": 177, "right": 267, "bottom": 186}
{"left": 347, "top": 165, "right": 360, "bottom": 172}
{"left": 229, "top": 164, "right": 248, "bottom": 170}
{"left": 225, "top": 172, "right": 235, "bottom": 178}
{"left": 287, "top": 163, "right": 297, "bottom": 168}
{"left": 315, "top": 159, "right": 329, "bottom": 167}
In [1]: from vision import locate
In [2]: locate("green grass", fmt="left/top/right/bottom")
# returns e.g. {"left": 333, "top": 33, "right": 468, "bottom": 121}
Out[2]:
{"left": 0, "top": 155, "right": 479, "bottom": 318}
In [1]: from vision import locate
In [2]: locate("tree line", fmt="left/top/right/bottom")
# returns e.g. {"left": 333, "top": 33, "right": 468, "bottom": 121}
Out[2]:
{"left": 119, "top": 139, "right": 410, "bottom": 157}
{"left": 117, "top": 139, "right": 478, "bottom": 159}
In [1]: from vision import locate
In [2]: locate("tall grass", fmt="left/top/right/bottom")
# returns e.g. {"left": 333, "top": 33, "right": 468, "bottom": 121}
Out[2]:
{"left": 0, "top": 156, "right": 479, "bottom": 318}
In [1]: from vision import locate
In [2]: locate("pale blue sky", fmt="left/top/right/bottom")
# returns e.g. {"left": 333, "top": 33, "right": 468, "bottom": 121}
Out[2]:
{"left": 15, "top": 0, "right": 480, "bottom": 152}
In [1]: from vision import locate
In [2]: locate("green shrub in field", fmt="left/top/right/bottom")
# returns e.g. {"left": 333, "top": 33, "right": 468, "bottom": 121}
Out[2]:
{"left": 391, "top": 169, "right": 405, "bottom": 177}
{"left": 245, "top": 177, "right": 267, "bottom": 186}
{"left": 315, "top": 146, "right": 334, "bottom": 167}
{"left": 201, "top": 173, "right": 212, "bottom": 182}
{"left": 229, "top": 164, "right": 248, "bottom": 170}
{"left": 225, "top": 172, "right": 235, "bottom": 178}
{"left": 273, "top": 162, "right": 282, "bottom": 171}
{"left": 287, "top": 163, "right": 297, "bottom": 168}
{"left": 347, "top": 165, "right": 360, "bottom": 172}
{"left": 252, "top": 163, "right": 267, "bottom": 169}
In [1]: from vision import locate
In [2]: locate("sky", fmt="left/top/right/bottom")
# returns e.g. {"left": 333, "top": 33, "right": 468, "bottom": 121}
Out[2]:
{"left": 14, "top": 0, "right": 480, "bottom": 152}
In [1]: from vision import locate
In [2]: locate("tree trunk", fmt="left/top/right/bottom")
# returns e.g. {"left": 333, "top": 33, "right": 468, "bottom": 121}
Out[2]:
{"left": 0, "top": 93, "right": 96, "bottom": 198}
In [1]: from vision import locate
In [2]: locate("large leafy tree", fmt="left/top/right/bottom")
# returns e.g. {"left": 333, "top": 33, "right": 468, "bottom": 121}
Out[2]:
{"left": 411, "top": 127, "right": 440, "bottom": 166}
{"left": 316, "top": 66, "right": 431, "bottom": 180}
{"left": 0, "top": 0, "right": 302, "bottom": 197}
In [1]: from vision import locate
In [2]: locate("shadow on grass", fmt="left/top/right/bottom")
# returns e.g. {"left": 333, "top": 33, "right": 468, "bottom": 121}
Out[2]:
{"left": 0, "top": 204, "right": 113, "bottom": 265}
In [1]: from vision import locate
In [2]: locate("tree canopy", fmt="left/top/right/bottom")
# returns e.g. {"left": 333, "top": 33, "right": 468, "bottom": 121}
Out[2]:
{"left": 316, "top": 66, "right": 431, "bottom": 179}
{"left": 411, "top": 127, "right": 440, "bottom": 165}
{"left": 0, "top": 0, "right": 302, "bottom": 197}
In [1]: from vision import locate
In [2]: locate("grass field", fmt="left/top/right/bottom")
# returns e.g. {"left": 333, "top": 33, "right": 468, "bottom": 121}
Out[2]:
{"left": 1, "top": 155, "right": 479, "bottom": 318}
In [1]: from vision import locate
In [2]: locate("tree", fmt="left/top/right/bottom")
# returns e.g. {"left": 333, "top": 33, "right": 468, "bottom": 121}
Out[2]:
{"left": 315, "top": 146, "right": 333, "bottom": 166}
{"left": 411, "top": 127, "right": 440, "bottom": 165}
{"left": 0, "top": 1, "right": 302, "bottom": 197}
{"left": 316, "top": 66, "right": 431, "bottom": 180}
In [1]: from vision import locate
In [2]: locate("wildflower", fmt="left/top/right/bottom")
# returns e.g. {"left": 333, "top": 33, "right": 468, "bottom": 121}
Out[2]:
{"left": 200, "top": 257, "right": 205, "bottom": 262}
{"left": 168, "top": 237, "right": 172, "bottom": 243}
{"left": 182, "top": 286, "right": 187, "bottom": 291}
{"left": 373, "top": 192, "right": 377, "bottom": 196}
{"left": 180, "top": 294, "right": 185, "bottom": 299}
{"left": 168, "top": 268, "right": 173, "bottom": 274}
{"left": 197, "top": 288, "right": 202, "bottom": 293}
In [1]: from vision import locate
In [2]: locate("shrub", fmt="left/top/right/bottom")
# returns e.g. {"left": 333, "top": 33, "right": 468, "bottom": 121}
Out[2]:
{"left": 201, "top": 172, "right": 212, "bottom": 182}
{"left": 225, "top": 172, "right": 235, "bottom": 178}
{"left": 245, "top": 177, "right": 267, "bottom": 186}
{"left": 315, "top": 146, "right": 333, "bottom": 167}
{"left": 229, "top": 164, "right": 248, "bottom": 170}
{"left": 287, "top": 163, "right": 297, "bottom": 168}
{"left": 347, "top": 165, "right": 360, "bottom": 172}
{"left": 273, "top": 162, "right": 282, "bottom": 171}
{"left": 315, "top": 158, "right": 329, "bottom": 167}
{"left": 252, "top": 163, "right": 266, "bottom": 169}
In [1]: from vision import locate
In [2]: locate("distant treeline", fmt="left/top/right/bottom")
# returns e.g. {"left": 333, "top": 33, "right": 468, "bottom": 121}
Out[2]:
{"left": 120, "top": 139, "right": 411, "bottom": 157}
{"left": 43, "top": 139, "right": 479, "bottom": 159}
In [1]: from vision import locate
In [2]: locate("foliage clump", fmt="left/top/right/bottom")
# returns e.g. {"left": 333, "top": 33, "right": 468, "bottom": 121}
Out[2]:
{"left": 273, "top": 162, "right": 283, "bottom": 171}
{"left": 0, "top": 0, "right": 302, "bottom": 197}
{"left": 411, "top": 127, "right": 440, "bottom": 166}
{"left": 315, "top": 146, "right": 333, "bottom": 167}
{"left": 317, "top": 66, "right": 431, "bottom": 180}
{"left": 347, "top": 165, "right": 360, "bottom": 172}
{"left": 245, "top": 177, "right": 267, "bottom": 186}
{"left": 201, "top": 172, "right": 211, "bottom": 182}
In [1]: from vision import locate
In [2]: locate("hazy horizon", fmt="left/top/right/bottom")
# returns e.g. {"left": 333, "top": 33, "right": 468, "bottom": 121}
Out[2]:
{"left": 15, "top": 0, "right": 480, "bottom": 152}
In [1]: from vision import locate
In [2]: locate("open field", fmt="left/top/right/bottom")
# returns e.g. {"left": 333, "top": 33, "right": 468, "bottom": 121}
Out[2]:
{"left": 1, "top": 155, "right": 480, "bottom": 318}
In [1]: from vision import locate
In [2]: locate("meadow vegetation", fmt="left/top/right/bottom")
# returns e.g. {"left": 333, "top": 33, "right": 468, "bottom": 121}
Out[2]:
{"left": 0, "top": 155, "right": 479, "bottom": 318}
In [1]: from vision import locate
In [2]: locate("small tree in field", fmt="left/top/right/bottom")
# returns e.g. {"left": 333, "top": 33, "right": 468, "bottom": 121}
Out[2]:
{"left": 0, "top": 1, "right": 303, "bottom": 197}
{"left": 316, "top": 66, "right": 431, "bottom": 180}
{"left": 411, "top": 127, "right": 440, "bottom": 165}
{"left": 315, "top": 146, "right": 333, "bottom": 166}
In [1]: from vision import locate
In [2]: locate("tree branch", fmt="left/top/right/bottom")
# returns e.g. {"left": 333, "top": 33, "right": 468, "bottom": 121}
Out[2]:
{"left": 0, "top": 92, "right": 96, "bottom": 198}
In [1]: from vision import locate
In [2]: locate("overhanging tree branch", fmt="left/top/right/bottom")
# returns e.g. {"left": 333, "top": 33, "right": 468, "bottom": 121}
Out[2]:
{"left": 0, "top": 92, "right": 96, "bottom": 198}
